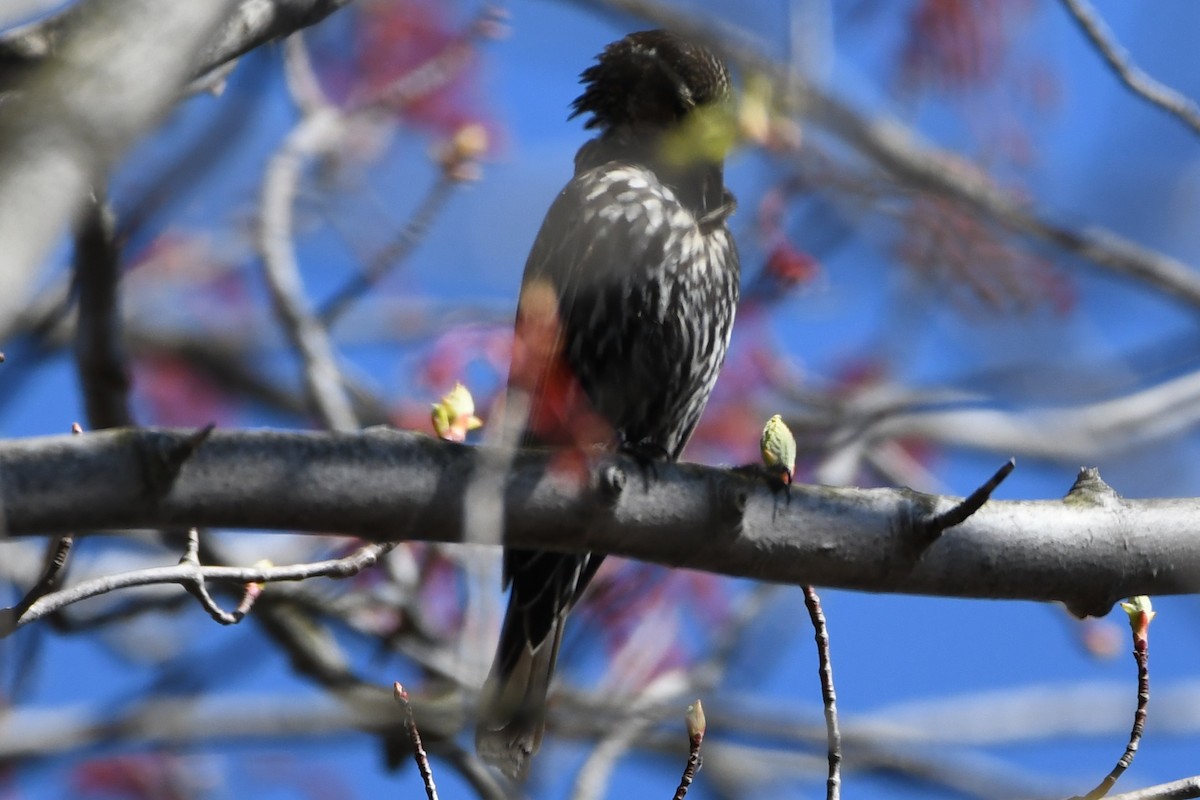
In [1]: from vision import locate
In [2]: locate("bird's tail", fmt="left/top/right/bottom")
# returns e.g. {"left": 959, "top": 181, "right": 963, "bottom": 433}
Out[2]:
{"left": 475, "top": 593, "right": 567, "bottom": 779}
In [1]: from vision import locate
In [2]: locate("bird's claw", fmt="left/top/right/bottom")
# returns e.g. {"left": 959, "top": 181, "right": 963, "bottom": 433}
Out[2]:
{"left": 618, "top": 435, "right": 670, "bottom": 488}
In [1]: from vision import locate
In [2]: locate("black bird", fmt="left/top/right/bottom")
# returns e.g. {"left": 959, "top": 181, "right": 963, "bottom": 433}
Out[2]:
{"left": 476, "top": 30, "right": 740, "bottom": 778}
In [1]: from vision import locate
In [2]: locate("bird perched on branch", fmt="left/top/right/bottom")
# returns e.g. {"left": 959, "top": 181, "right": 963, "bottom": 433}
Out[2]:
{"left": 476, "top": 29, "right": 741, "bottom": 778}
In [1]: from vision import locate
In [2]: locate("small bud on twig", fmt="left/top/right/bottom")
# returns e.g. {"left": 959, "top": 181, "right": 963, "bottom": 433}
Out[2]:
{"left": 674, "top": 699, "right": 706, "bottom": 799}
{"left": 435, "top": 123, "right": 489, "bottom": 182}
{"left": 685, "top": 699, "right": 706, "bottom": 741}
{"left": 1120, "top": 595, "right": 1155, "bottom": 642}
{"left": 760, "top": 414, "right": 796, "bottom": 486}
{"left": 431, "top": 382, "right": 483, "bottom": 442}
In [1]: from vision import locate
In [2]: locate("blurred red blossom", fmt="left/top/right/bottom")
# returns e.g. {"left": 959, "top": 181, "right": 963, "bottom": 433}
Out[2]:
{"left": 133, "top": 355, "right": 233, "bottom": 427}
{"left": 73, "top": 754, "right": 200, "bottom": 800}
{"left": 764, "top": 240, "right": 819, "bottom": 290}
{"left": 900, "top": 0, "right": 1036, "bottom": 92}
{"left": 895, "top": 195, "right": 1074, "bottom": 315}
{"left": 308, "top": 0, "right": 498, "bottom": 146}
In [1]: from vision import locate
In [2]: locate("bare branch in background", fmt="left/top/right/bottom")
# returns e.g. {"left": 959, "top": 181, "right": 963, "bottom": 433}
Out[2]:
{"left": 194, "top": 0, "right": 358, "bottom": 84}
{"left": 73, "top": 191, "right": 134, "bottom": 429}
{"left": 1058, "top": 0, "right": 1200, "bottom": 138}
{"left": 800, "top": 366, "right": 1200, "bottom": 486}
{"left": 258, "top": 100, "right": 360, "bottom": 430}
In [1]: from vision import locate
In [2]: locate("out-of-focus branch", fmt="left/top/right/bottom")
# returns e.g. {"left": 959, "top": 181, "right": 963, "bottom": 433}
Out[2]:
{"left": 0, "top": 0, "right": 237, "bottom": 335}
{"left": 7, "top": 531, "right": 73, "bottom": 624}
{"left": 1106, "top": 777, "right": 1200, "bottom": 800}
{"left": 258, "top": 102, "right": 359, "bottom": 431}
{"left": 1058, "top": 0, "right": 1200, "bottom": 138}
{"left": 0, "top": 686, "right": 1065, "bottom": 798}
{"left": 0, "top": 0, "right": 357, "bottom": 88}
{"left": 256, "top": 9, "right": 494, "bottom": 429}
{"left": 808, "top": 367, "right": 1200, "bottom": 486}
{"left": 570, "top": 673, "right": 688, "bottom": 800}
{"left": 257, "top": 33, "right": 358, "bottom": 430}
{"left": 194, "top": 0, "right": 357, "bottom": 84}
{"left": 73, "top": 192, "right": 133, "bottom": 429}
{"left": 576, "top": 0, "right": 1200, "bottom": 310}
{"left": 5, "top": 428, "right": 1200, "bottom": 614}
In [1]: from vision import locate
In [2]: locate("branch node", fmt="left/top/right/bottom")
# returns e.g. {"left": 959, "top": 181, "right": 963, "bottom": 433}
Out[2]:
{"left": 597, "top": 462, "right": 627, "bottom": 504}
{"left": 715, "top": 477, "right": 750, "bottom": 527}
{"left": 1064, "top": 595, "right": 1118, "bottom": 621}
{"left": 920, "top": 458, "right": 1016, "bottom": 541}
{"left": 1065, "top": 466, "right": 1121, "bottom": 508}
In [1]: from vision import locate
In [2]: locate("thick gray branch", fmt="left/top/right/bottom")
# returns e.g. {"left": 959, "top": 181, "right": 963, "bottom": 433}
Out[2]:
{"left": 1, "top": 427, "right": 1197, "bottom": 615}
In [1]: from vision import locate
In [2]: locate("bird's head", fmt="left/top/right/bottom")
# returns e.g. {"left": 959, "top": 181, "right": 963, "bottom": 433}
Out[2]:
{"left": 570, "top": 30, "right": 733, "bottom": 135}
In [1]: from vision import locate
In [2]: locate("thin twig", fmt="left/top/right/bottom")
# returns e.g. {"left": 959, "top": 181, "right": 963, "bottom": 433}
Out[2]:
{"left": 803, "top": 585, "right": 841, "bottom": 800}
{"left": 177, "top": 528, "right": 269, "bottom": 625}
{"left": 922, "top": 458, "right": 1016, "bottom": 539}
{"left": 317, "top": 7, "right": 502, "bottom": 326}
{"left": 672, "top": 700, "right": 705, "bottom": 800}
{"left": 0, "top": 423, "right": 81, "bottom": 635}
{"left": 1059, "top": 0, "right": 1200, "bottom": 138}
{"left": 1072, "top": 599, "right": 1153, "bottom": 800}
{"left": 394, "top": 682, "right": 440, "bottom": 800}
{"left": 6, "top": 535, "right": 73, "bottom": 625}
{"left": 10, "top": 540, "right": 396, "bottom": 632}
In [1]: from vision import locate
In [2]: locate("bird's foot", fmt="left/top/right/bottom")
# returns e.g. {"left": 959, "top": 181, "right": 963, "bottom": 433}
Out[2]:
{"left": 618, "top": 435, "right": 670, "bottom": 489}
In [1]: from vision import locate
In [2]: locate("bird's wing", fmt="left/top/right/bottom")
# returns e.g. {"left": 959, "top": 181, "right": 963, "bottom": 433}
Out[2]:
{"left": 509, "top": 162, "right": 692, "bottom": 454}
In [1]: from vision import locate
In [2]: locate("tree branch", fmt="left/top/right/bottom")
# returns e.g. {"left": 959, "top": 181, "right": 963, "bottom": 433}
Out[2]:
{"left": 73, "top": 191, "right": 134, "bottom": 429}
{"left": 5, "top": 533, "right": 394, "bottom": 631}
{"left": 0, "top": 427, "right": 1198, "bottom": 615}
{"left": 0, "top": 0, "right": 357, "bottom": 86}
{"left": 1058, "top": 0, "right": 1200, "bottom": 139}
{"left": 1106, "top": 777, "right": 1200, "bottom": 800}
{"left": 0, "top": 0, "right": 238, "bottom": 332}
{"left": 258, "top": 104, "right": 359, "bottom": 431}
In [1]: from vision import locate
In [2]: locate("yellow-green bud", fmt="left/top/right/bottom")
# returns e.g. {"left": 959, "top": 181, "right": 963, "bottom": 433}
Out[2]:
{"left": 760, "top": 414, "right": 796, "bottom": 484}
{"left": 431, "top": 382, "right": 484, "bottom": 442}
